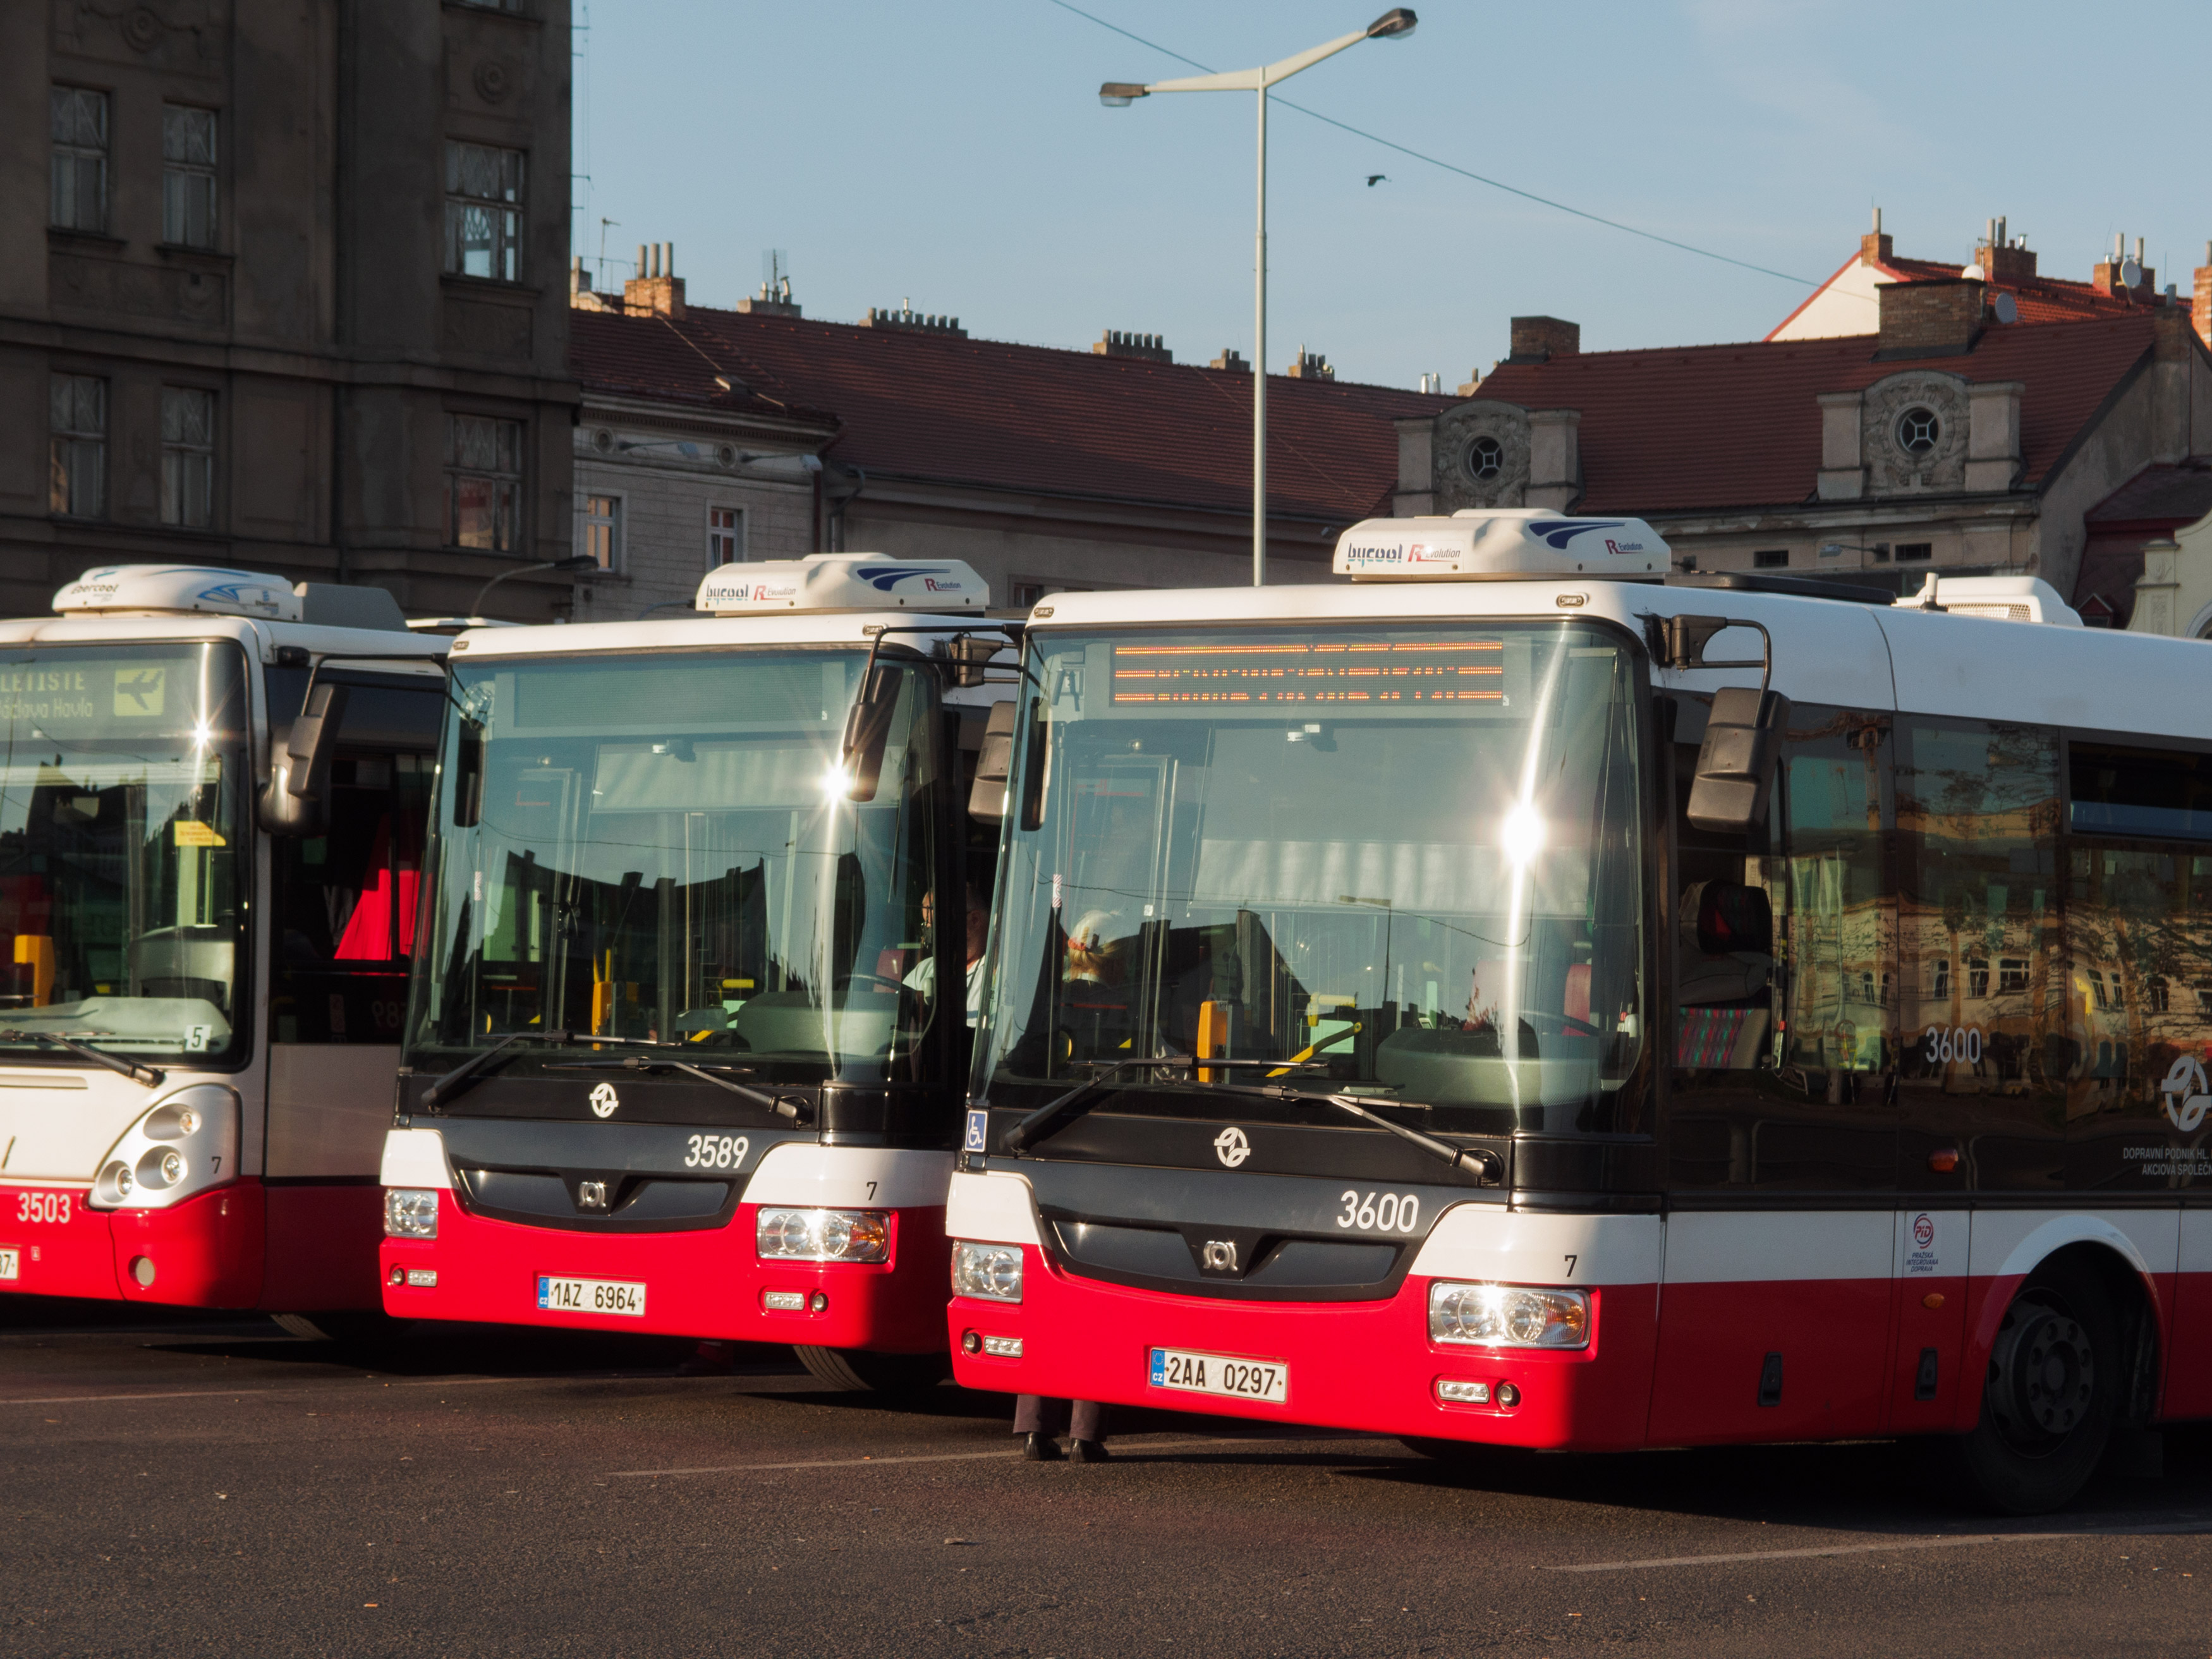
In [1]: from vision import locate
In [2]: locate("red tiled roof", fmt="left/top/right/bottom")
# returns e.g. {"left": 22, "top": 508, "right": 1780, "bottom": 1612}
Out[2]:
{"left": 1473, "top": 315, "right": 2163, "bottom": 514}
{"left": 570, "top": 307, "right": 1453, "bottom": 523}
{"left": 1879, "top": 256, "right": 2154, "bottom": 325}
{"left": 2084, "top": 459, "right": 2212, "bottom": 528}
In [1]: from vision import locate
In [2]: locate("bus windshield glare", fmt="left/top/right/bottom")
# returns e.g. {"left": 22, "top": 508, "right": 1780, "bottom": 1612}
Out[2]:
{"left": 0, "top": 643, "right": 250, "bottom": 1061}
{"left": 977, "top": 623, "right": 1648, "bottom": 1135}
{"left": 408, "top": 650, "right": 943, "bottom": 1086}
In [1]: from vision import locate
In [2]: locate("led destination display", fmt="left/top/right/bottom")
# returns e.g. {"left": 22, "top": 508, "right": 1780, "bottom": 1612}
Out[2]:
{"left": 1109, "top": 638, "right": 1506, "bottom": 705}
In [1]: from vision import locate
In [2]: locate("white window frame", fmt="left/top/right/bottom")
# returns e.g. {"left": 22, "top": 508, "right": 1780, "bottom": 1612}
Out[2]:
{"left": 160, "top": 387, "right": 217, "bottom": 528}
{"left": 51, "top": 87, "right": 108, "bottom": 233}
{"left": 442, "top": 141, "right": 526, "bottom": 283}
{"left": 707, "top": 504, "right": 746, "bottom": 568}
{"left": 581, "top": 493, "right": 623, "bottom": 572}
{"left": 49, "top": 372, "right": 107, "bottom": 519}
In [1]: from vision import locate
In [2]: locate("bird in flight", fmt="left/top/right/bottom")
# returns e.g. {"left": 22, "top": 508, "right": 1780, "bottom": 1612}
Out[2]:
{"left": 1365, "top": 174, "right": 1388, "bottom": 186}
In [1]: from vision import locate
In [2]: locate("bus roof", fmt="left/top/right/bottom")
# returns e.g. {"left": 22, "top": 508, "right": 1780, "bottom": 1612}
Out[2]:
{"left": 447, "top": 609, "right": 1005, "bottom": 662}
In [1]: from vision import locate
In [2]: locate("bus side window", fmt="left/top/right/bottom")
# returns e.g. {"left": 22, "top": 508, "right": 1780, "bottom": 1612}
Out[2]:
{"left": 269, "top": 678, "right": 443, "bottom": 1045}
{"left": 1894, "top": 717, "right": 2061, "bottom": 1189}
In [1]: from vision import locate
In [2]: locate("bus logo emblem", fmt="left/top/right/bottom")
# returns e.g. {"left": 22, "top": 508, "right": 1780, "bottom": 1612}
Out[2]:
{"left": 2160, "top": 1056, "right": 2211, "bottom": 1132}
{"left": 588, "top": 1083, "right": 621, "bottom": 1119}
{"left": 1913, "top": 1213, "right": 1935, "bottom": 1250}
{"left": 1213, "top": 1126, "right": 1251, "bottom": 1169}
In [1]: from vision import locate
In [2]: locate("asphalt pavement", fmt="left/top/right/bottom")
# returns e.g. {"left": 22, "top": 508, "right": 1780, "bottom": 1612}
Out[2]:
{"left": 3, "top": 1298, "right": 2208, "bottom": 1657}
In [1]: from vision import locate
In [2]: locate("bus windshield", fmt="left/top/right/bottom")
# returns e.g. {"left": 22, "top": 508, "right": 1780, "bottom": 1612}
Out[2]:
{"left": 408, "top": 648, "right": 944, "bottom": 1088}
{"left": 976, "top": 622, "right": 1648, "bottom": 1136}
{"left": 0, "top": 643, "right": 250, "bottom": 1062}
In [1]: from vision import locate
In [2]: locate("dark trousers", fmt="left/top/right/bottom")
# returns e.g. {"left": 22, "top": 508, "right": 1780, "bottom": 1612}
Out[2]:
{"left": 1014, "top": 1394, "right": 1107, "bottom": 1442}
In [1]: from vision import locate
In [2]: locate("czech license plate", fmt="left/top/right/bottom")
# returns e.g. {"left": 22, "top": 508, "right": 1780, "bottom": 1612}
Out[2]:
{"left": 536, "top": 1275, "right": 645, "bottom": 1317}
{"left": 1148, "top": 1346, "right": 1287, "bottom": 1404}
{"left": 0, "top": 1246, "right": 17, "bottom": 1282}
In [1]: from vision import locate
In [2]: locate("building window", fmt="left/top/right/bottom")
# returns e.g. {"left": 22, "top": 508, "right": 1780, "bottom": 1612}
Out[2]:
{"left": 161, "top": 388, "right": 216, "bottom": 528}
{"left": 1998, "top": 958, "right": 2029, "bottom": 995}
{"left": 443, "top": 142, "right": 525, "bottom": 282}
{"left": 1464, "top": 435, "right": 1502, "bottom": 481}
{"left": 1895, "top": 542, "right": 1933, "bottom": 563}
{"left": 161, "top": 105, "right": 218, "bottom": 248}
{"left": 50, "top": 87, "right": 108, "bottom": 233}
{"left": 1929, "top": 958, "right": 1951, "bottom": 1000}
{"left": 2147, "top": 975, "right": 2170, "bottom": 1013}
{"left": 1967, "top": 957, "right": 1990, "bottom": 1000}
{"left": 708, "top": 506, "right": 744, "bottom": 566}
{"left": 1895, "top": 407, "right": 1940, "bottom": 455}
{"left": 48, "top": 374, "right": 106, "bottom": 518}
{"left": 1753, "top": 549, "right": 1788, "bottom": 569}
{"left": 581, "top": 495, "right": 621, "bottom": 570}
{"left": 445, "top": 415, "right": 522, "bottom": 550}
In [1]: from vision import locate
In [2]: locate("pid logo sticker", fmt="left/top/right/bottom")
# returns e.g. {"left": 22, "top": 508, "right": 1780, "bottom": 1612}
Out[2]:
{"left": 1905, "top": 1211, "right": 1942, "bottom": 1275}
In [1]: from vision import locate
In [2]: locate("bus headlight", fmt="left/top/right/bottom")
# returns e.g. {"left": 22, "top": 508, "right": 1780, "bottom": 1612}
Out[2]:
{"left": 1428, "top": 1281, "right": 1589, "bottom": 1349}
{"left": 951, "top": 1241, "right": 1023, "bottom": 1303}
{"left": 88, "top": 1085, "right": 239, "bottom": 1212}
{"left": 384, "top": 1188, "right": 440, "bottom": 1239}
{"left": 755, "top": 1208, "right": 890, "bottom": 1263}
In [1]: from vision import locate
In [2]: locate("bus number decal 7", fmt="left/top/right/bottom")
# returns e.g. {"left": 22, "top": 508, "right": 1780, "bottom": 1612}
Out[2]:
{"left": 1924, "top": 1026, "right": 1982, "bottom": 1066}
{"left": 1335, "top": 1191, "right": 1420, "bottom": 1234}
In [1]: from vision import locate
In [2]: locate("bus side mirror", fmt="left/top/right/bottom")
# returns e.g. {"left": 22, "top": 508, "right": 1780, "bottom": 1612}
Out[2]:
{"left": 1686, "top": 686, "right": 1789, "bottom": 836}
{"left": 452, "top": 717, "right": 485, "bottom": 829}
{"left": 257, "top": 680, "right": 350, "bottom": 837}
{"left": 839, "top": 664, "right": 902, "bottom": 803}
{"left": 969, "top": 700, "right": 1016, "bottom": 824}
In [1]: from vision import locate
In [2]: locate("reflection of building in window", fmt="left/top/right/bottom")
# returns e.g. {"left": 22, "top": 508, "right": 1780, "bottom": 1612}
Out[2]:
{"left": 1929, "top": 957, "right": 1951, "bottom": 999}
{"left": 446, "top": 414, "right": 522, "bottom": 550}
{"left": 162, "top": 105, "right": 217, "bottom": 247}
{"left": 1998, "top": 957, "right": 2029, "bottom": 994}
{"left": 161, "top": 388, "right": 216, "bottom": 528}
{"left": 50, "top": 87, "right": 107, "bottom": 231}
{"left": 581, "top": 494, "right": 621, "bottom": 569}
{"left": 443, "top": 141, "right": 525, "bottom": 281}
{"left": 1968, "top": 957, "right": 1989, "bottom": 999}
{"left": 2089, "top": 968, "right": 2108, "bottom": 1009}
{"left": 49, "top": 374, "right": 106, "bottom": 518}
{"left": 2148, "top": 974, "right": 2170, "bottom": 1012}
{"left": 708, "top": 504, "right": 744, "bottom": 565}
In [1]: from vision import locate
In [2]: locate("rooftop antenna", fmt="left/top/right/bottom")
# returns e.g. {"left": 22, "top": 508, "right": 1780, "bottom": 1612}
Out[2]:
{"left": 597, "top": 217, "right": 619, "bottom": 289}
{"left": 761, "top": 248, "right": 788, "bottom": 302}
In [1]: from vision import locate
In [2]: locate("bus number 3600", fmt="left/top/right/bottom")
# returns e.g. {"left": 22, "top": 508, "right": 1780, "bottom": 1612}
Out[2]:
{"left": 1335, "top": 1190, "right": 1419, "bottom": 1233}
{"left": 1924, "top": 1026, "right": 1983, "bottom": 1066}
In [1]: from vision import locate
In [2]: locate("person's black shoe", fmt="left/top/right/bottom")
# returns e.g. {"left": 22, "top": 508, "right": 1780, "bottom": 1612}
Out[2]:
{"left": 1023, "top": 1432, "right": 1065, "bottom": 1462}
{"left": 1070, "top": 1438, "right": 1111, "bottom": 1464}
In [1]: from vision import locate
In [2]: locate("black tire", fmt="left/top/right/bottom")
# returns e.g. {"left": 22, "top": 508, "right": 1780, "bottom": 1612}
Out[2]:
{"left": 794, "top": 1345, "right": 951, "bottom": 1398}
{"left": 1945, "top": 1255, "right": 2117, "bottom": 1515}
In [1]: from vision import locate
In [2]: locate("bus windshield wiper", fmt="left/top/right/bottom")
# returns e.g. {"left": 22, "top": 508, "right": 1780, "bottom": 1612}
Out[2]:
{"left": 0, "top": 1029, "right": 164, "bottom": 1088}
{"left": 422, "top": 1029, "right": 573, "bottom": 1107}
{"left": 1002, "top": 1056, "right": 1206, "bottom": 1152}
{"left": 545, "top": 1053, "right": 805, "bottom": 1122}
{"left": 1124, "top": 1062, "right": 1503, "bottom": 1183}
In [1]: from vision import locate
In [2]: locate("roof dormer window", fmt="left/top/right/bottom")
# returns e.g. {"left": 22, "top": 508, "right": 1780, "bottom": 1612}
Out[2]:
{"left": 1896, "top": 406, "right": 1940, "bottom": 455}
{"left": 1465, "top": 435, "right": 1503, "bottom": 481}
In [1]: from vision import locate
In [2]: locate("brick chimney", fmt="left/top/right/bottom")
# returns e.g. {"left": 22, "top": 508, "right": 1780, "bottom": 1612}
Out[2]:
{"left": 1973, "top": 217, "right": 2038, "bottom": 284}
{"left": 623, "top": 241, "right": 686, "bottom": 319}
{"left": 1286, "top": 346, "right": 1333, "bottom": 380}
{"left": 1507, "top": 316, "right": 1579, "bottom": 365}
{"left": 1094, "top": 329, "right": 1172, "bottom": 363}
{"left": 1876, "top": 278, "right": 1984, "bottom": 358}
{"left": 1861, "top": 205, "right": 1892, "bottom": 267}
{"left": 2092, "top": 233, "right": 2155, "bottom": 300}
{"left": 2195, "top": 242, "right": 2212, "bottom": 349}
{"left": 1210, "top": 347, "right": 1249, "bottom": 374}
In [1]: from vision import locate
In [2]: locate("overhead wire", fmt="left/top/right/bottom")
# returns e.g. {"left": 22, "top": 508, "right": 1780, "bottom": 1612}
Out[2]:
{"left": 1041, "top": 0, "right": 1818, "bottom": 289}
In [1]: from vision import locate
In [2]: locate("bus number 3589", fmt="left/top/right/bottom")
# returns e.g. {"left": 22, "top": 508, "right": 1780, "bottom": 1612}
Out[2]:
{"left": 1336, "top": 1191, "right": 1419, "bottom": 1233}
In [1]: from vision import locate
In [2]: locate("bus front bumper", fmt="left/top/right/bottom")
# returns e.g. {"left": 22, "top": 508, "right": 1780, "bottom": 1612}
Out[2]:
{"left": 1, "top": 1181, "right": 265, "bottom": 1308}
{"left": 947, "top": 1248, "right": 1658, "bottom": 1452}
{"left": 380, "top": 1191, "right": 951, "bottom": 1352}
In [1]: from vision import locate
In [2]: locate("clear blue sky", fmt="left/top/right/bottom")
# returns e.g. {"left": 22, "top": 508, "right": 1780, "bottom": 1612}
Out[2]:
{"left": 573, "top": 1, "right": 2212, "bottom": 391}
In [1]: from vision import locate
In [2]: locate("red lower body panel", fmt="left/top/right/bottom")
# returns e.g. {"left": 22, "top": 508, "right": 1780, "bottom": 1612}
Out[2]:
{"left": 381, "top": 1193, "right": 952, "bottom": 1352}
{"left": 1647, "top": 1275, "right": 1893, "bottom": 1444}
{"left": 0, "top": 1186, "right": 118, "bottom": 1301}
{"left": 107, "top": 1183, "right": 265, "bottom": 1309}
{"left": 947, "top": 1249, "right": 1658, "bottom": 1452}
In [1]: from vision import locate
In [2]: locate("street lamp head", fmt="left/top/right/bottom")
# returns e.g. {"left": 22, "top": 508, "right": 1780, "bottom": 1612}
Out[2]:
{"left": 1366, "top": 7, "right": 1417, "bottom": 39}
{"left": 553, "top": 554, "right": 601, "bottom": 574}
{"left": 1099, "top": 82, "right": 1150, "bottom": 107}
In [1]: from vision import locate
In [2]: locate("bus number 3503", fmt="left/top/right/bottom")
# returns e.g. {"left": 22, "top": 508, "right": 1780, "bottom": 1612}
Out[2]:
{"left": 1336, "top": 1190, "right": 1419, "bottom": 1234}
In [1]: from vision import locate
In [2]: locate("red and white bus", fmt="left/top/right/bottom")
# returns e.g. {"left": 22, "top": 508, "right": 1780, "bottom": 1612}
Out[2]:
{"left": 948, "top": 511, "right": 2212, "bottom": 1510}
{"left": 0, "top": 565, "right": 446, "bottom": 1335}
{"left": 379, "top": 556, "right": 1012, "bottom": 1391}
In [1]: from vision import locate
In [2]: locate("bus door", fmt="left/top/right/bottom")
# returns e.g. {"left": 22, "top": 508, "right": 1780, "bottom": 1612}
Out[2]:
{"left": 262, "top": 667, "right": 443, "bottom": 1308}
{"left": 1654, "top": 693, "right": 1897, "bottom": 1443}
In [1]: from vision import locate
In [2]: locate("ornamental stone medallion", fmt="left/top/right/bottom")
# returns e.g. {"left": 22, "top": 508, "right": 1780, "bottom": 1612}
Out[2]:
{"left": 1434, "top": 401, "right": 1531, "bottom": 512}
{"left": 1863, "top": 371, "right": 1969, "bottom": 495}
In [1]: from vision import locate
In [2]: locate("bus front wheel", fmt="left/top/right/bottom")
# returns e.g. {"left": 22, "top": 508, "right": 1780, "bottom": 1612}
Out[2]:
{"left": 1946, "top": 1256, "right": 2116, "bottom": 1514}
{"left": 794, "top": 1345, "right": 951, "bottom": 1399}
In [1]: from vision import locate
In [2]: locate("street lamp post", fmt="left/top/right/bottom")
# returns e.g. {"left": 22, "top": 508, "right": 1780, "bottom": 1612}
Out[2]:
{"left": 1102, "top": 8, "right": 1416, "bottom": 586}
{"left": 470, "top": 554, "right": 600, "bottom": 619}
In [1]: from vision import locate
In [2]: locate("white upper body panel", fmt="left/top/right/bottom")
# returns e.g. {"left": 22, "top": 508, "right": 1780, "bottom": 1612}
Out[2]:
{"left": 447, "top": 608, "right": 1003, "bottom": 661}
{"left": 0, "top": 611, "right": 446, "bottom": 669}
